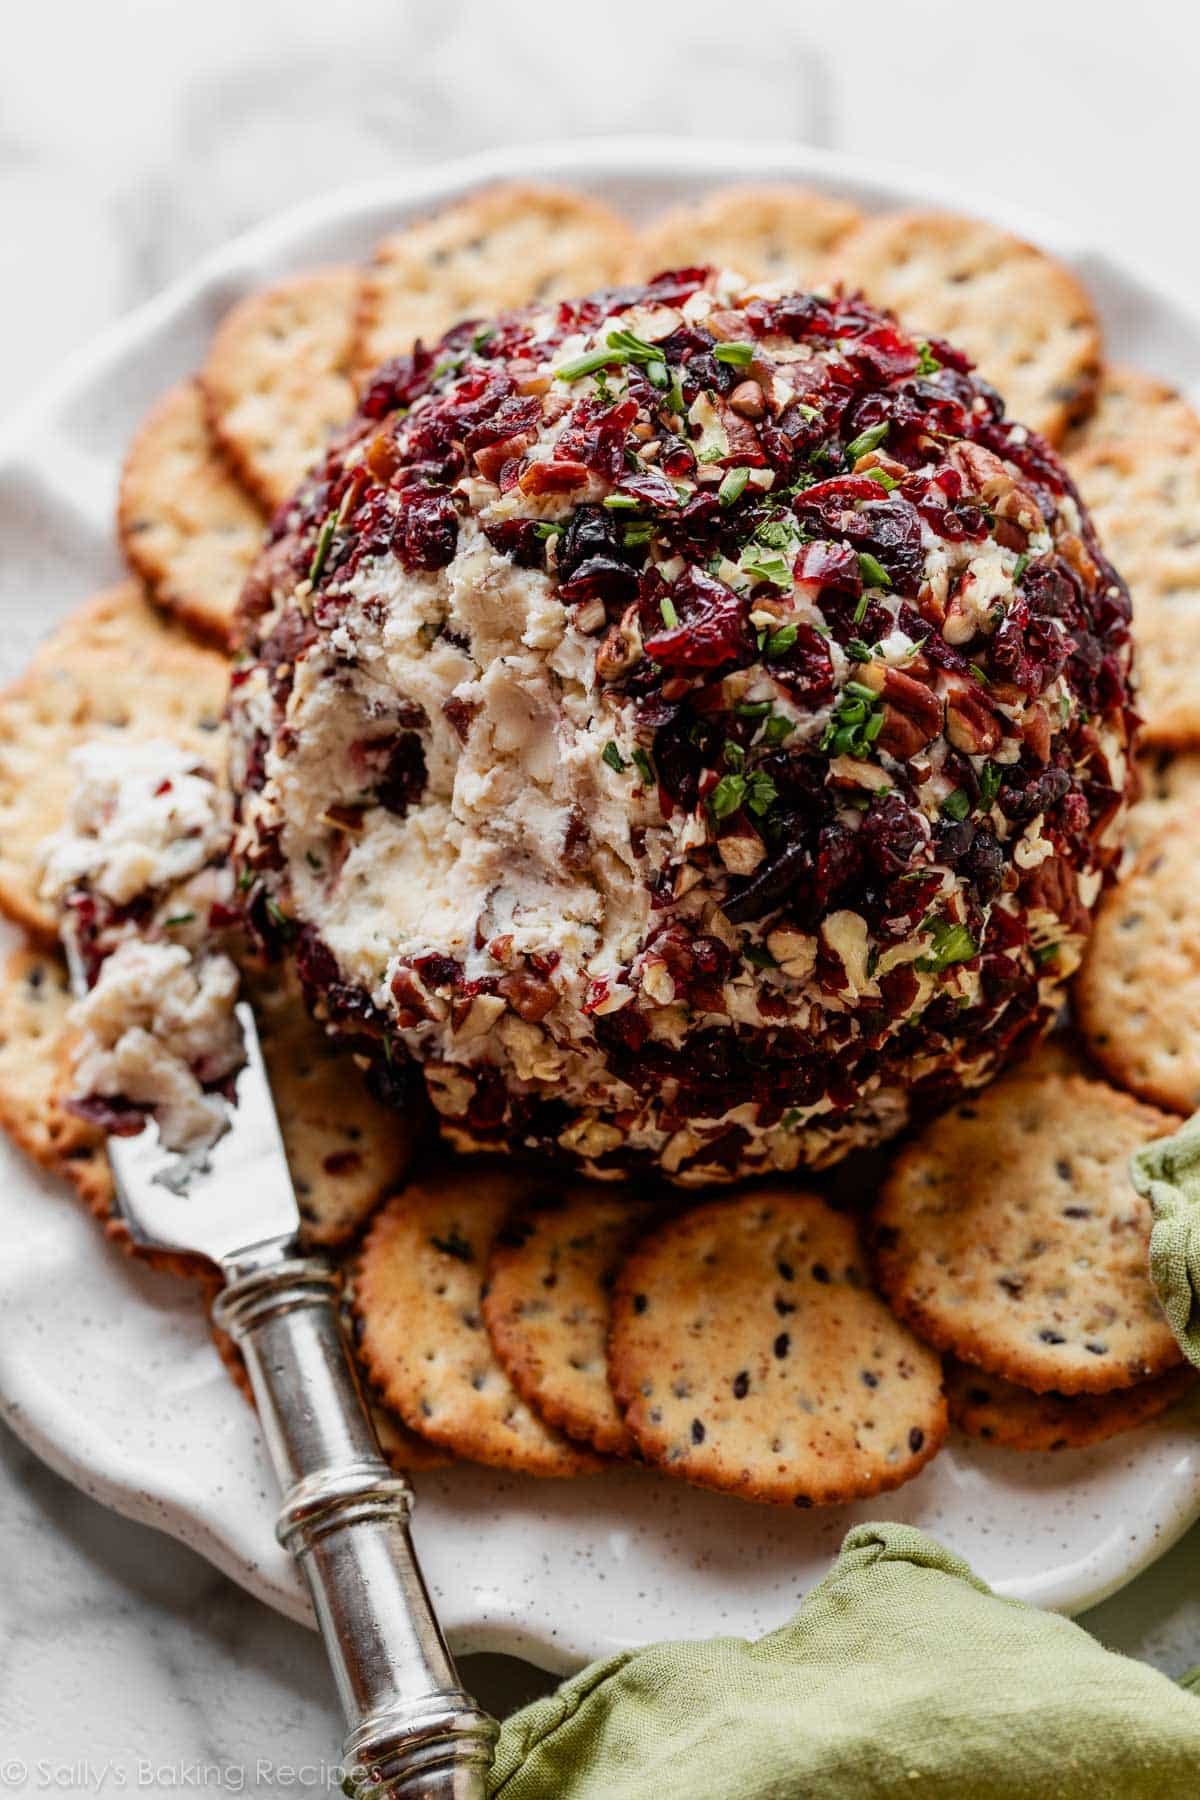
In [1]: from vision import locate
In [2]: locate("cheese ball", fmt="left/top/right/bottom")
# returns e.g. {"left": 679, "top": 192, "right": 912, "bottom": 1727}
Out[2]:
{"left": 230, "top": 269, "right": 1135, "bottom": 1184}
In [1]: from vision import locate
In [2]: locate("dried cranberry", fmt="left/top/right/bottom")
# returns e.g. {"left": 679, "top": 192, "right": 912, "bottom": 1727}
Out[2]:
{"left": 359, "top": 345, "right": 436, "bottom": 420}
{"left": 396, "top": 491, "right": 458, "bottom": 571}
{"left": 480, "top": 517, "right": 547, "bottom": 568}
{"left": 643, "top": 569, "right": 753, "bottom": 673}
{"left": 374, "top": 732, "right": 427, "bottom": 817}
{"left": 860, "top": 793, "right": 923, "bottom": 878}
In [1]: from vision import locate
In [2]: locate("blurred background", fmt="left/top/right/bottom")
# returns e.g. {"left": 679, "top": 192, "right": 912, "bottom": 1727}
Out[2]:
{"left": 2, "top": 0, "right": 1194, "bottom": 412}
{"left": 2, "top": 0, "right": 1198, "bottom": 1791}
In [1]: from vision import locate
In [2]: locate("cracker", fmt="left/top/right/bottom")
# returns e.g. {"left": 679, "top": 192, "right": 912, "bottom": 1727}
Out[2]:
{"left": 1076, "top": 825, "right": 1200, "bottom": 1114}
{"left": 824, "top": 210, "right": 1101, "bottom": 444}
{"left": 0, "top": 945, "right": 205, "bottom": 1277}
{"left": 203, "top": 268, "right": 359, "bottom": 510}
{"left": 608, "top": 1189, "right": 946, "bottom": 1506}
{"left": 246, "top": 961, "right": 413, "bottom": 1246}
{"left": 1126, "top": 750, "right": 1200, "bottom": 859}
{"left": 873, "top": 1072, "right": 1182, "bottom": 1394}
{"left": 1070, "top": 428, "right": 1200, "bottom": 746}
{"left": 631, "top": 185, "right": 861, "bottom": 286}
{"left": 354, "top": 1165, "right": 604, "bottom": 1476}
{"left": 354, "top": 184, "right": 636, "bottom": 376}
{"left": 946, "top": 1357, "right": 1195, "bottom": 1452}
{"left": 0, "top": 583, "right": 229, "bottom": 941}
{"left": 482, "top": 1185, "right": 650, "bottom": 1457}
{"left": 118, "top": 381, "right": 265, "bottom": 646}
{"left": 1068, "top": 365, "right": 1198, "bottom": 452}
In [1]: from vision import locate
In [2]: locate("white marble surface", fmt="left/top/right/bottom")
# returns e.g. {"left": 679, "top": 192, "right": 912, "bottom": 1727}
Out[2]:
{"left": 2, "top": 0, "right": 1200, "bottom": 1789}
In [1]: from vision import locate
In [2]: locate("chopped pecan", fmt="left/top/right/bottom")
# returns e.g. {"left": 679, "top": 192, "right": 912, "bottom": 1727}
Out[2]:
{"left": 862, "top": 665, "right": 944, "bottom": 758}
{"left": 727, "top": 380, "right": 766, "bottom": 420}
{"left": 943, "top": 674, "right": 1003, "bottom": 755}
{"left": 498, "top": 970, "right": 558, "bottom": 1023}
{"left": 717, "top": 824, "right": 766, "bottom": 876}
{"left": 596, "top": 603, "right": 643, "bottom": 681}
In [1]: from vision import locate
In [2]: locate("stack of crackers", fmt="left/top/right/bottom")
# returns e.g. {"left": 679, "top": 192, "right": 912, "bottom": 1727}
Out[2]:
{"left": 2, "top": 182, "right": 1198, "bottom": 1507}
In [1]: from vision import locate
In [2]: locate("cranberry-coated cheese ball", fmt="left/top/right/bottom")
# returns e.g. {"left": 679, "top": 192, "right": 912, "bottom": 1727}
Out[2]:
{"left": 230, "top": 269, "right": 1135, "bottom": 1185}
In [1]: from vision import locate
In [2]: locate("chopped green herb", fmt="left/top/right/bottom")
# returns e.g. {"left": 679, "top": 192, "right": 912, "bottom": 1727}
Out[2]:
{"left": 163, "top": 911, "right": 196, "bottom": 928}
{"left": 845, "top": 637, "right": 873, "bottom": 663}
{"left": 264, "top": 898, "right": 295, "bottom": 937}
{"left": 852, "top": 592, "right": 870, "bottom": 624}
{"left": 659, "top": 596, "right": 679, "bottom": 628}
{"left": 781, "top": 1107, "right": 803, "bottom": 1128}
{"left": 558, "top": 346, "right": 628, "bottom": 382}
{"left": 941, "top": 787, "right": 971, "bottom": 822}
{"left": 857, "top": 550, "right": 892, "bottom": 590}
{"left": 532, "top": 521, "right": 563, "bottom": 540}
{"left": 1032, "top": 942, "right": 1061, "bottom": 967}
{"left": 305, "top": 850, "right": 324, "bottom": 871}
{"left": 755, "top": 517, "right": 799, "bottom": 550}
{"left": 968, "top": 661, "right": 990, "bottom": 686}
{"left": 709, "top": 773, "right": 747, "bottom": 819}
{"left": 236, "top": 865, "right": 255, "bottom": 893}
{"left": 820, "top": 681, "right": 885, "bottom": 759}
{"left": 844, "top": 421, "right": 890, "bottom": 462}
{"left": 723, "top": 741, "right": 746, "bottom": 771}
{"left": 632, "top": 748, "right": 655, "bottom": 786}
{"left": 735, "top": 699, "right": 772, "bottom": 719}
{"left": 745, "top": 770, "right": 778, "bottom": 817}
{"left": 664, "top": 372, "right": 685, "bottom": 416}
{"left": 1013, "top": 552, "right": 1030, "bottom": 583}
{"left": 308, "top": 512, "right": 337, "bottom": 585}
{"left": 865, "top": 465, "right": 900, "bottom": 491}
{"left": 431, "top": 1229, "right": 473, "bottom": 1263}
{"left": 794, "top": 402, "right": 821, "bottom": 423}
{"left": 741, "top": 552, "right": 793, "bottom": 590}
{"left": 471, "top": 325, "right": 495, "bottom": 352}
{"left": 622, "top": 523, "right": 654, "bottom": 547}
{"left": 602, "top": 741, "right": 628, "bottom": 773}
{"left": 713, "top": 341, "right": 755, "bottom": 366}
{"left": 761, "top": 713, "right": 795, "bottom": 746}
{"left": 978, "top": 762, "right": 1002, "bottom": 809}
{"left": 742, "top": 941, "right": 777, "bottom": 970}
{"left": 603, "top": 493, "right": 640, "bottom": 510}
{"left": 607, "top": 327, "right": 668, "bottom": 378}
{"left": 718, "top": 466, "right": 751, "bottom": 507}
{"left": 916, "top": 919, "right": 977, "bottom": 974}
{"left": 765, "top": 624, "right": 798, "bottom": 658}
{"left": 916, "top": 341, "right": 941, "bottom": 377}
{"left": 432, "top": 353, "right": 465, "bottom": 380}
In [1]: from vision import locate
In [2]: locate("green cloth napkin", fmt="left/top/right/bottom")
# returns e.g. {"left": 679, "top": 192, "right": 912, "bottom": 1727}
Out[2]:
{"left": 489, "top": 1523, "right": 1200, "bottom": 1799}
{"left": 1132, "top": 1107, "right": 1200, "bottom": 1367}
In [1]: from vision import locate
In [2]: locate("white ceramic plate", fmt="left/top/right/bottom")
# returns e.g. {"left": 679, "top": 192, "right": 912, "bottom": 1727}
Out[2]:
{"left": 2, "top": 137, "right": 1198, "bottom": 1674}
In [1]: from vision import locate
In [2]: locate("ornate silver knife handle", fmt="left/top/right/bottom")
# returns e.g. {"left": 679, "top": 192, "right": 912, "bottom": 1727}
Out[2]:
{"left": 213, "top": 1259, "right": 498, "bottom": 1799}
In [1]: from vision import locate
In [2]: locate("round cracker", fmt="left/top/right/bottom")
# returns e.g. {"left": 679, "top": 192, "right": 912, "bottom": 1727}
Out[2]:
{"left": 0, "top": 945, "right": 206, "bottom": 1277}
{"left": 824, "top": 209, "right": 1101, "bottom": 444}
{"left": 1068, "top": 364, "right": 1198, "bottom": 452}
{"left": 609, "top": 1189, "right": 946, "bottom": 1506}
{"left": 482, "top": 1185, "right": 651, "bottom": 1457}
{"left": 246, "top": 961, "right": 413, "bottom": 1247}
{"left": 631, "top": 185, "right": 860, "bottom": 286}
{"left": 946, "top": 1357, "right": 1195, "bottom": 1452}
{"left": 353, "top": 184, "right": 636, "bottom": 376}
{"left": 1070, "top": 426, "right": 1200, "bottom": 747}
{"left": 0, "top": 583, "right": 229, "bottom": 941}
{"left": 203, "top": 267, "right": 359, "bottom": 510}
{"left": 354, "top": 1166, "right": 604, "bottom": 1476}
{"left": 118, "top": 381, "right": 265, "bottom": 646}
{"left": 874, "top": 1072, "right": 1181, "bottom": 1394}
{"left": 1077, "top": 823, "right": 1200, "bottom": 1114}
{"left": 1126, "top": 750, "right": 1200, "bottom": 860}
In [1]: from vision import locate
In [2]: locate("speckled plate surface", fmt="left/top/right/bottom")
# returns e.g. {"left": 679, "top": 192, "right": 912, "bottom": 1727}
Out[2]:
{"left": 1, "top": 137, "right": 1199, "bottom": 1673}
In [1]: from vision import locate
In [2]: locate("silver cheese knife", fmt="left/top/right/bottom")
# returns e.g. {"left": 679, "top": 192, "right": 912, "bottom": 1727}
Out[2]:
{"left": 63, "top": 942, "right": 498, "bottom": 1799}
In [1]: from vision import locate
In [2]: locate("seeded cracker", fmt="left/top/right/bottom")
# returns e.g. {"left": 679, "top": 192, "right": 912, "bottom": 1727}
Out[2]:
{"left": 483, "top": 1184, "right": 652, "bottom": 1457}
{"left": 0, "top": 584, "right": 228, "bottom": 941}
{"left": 353, "top": 184, "right": 636, "bottom": 376}
{"left": 946, "top": 1358, "right": 1196, "bottom": 1453}
{"left": 824, "top": 210, "right": 1101, "bottom": 444}
{"left": 608, "top": 1190, "right": 945, "bottom": 1506}
{"left": 1077, "top": 823, "right": 1200, "bottom": 1115}
{"left": 1067, "top": 364, "right": 1199, "bottom": 453}
{"left": 203, "top": 268, "right": 360, "bottom": 511}
{"left": 1070, "top": 425, "right": 1200, "bottom": 746}
{"left": 117, "top": 382, "right": 265, "bottom": 648}
{"left": 1125, "top": 750, "right": 1200, "bottom": 859}
{"left": 355, "top": 1167, "right": 604, "bottom": 1476}
{"left": 874, "top": 1072, "right": 1182, "bottom": 1394}
{"left": 631, "top": 185, "right": 861, "bottom": 287}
